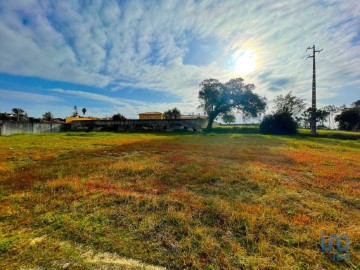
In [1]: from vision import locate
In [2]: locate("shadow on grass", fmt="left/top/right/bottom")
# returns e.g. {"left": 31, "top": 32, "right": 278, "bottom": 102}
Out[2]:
{"left": 203, "top": 126, "right": 260, "bottom": 135}
{"left": 205, "top": 126, "right": 360, "bottom": 140}
{"left": 299, "top": 131, "right": 360, "bottom": 140}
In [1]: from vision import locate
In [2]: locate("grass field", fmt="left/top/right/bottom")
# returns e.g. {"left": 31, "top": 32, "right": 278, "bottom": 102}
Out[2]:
{"left": 0, "top": 130, "right": 359, "bottom": 269}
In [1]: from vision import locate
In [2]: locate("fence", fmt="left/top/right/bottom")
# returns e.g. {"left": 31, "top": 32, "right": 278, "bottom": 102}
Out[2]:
{"left": 70, "top": 119, "right": 205, "bottom": 132}
{"left": 0, "top": 118, "right": 206, "bottom": 135}
{"left": 0, "top": 121, "right": 65, "bottom": 136}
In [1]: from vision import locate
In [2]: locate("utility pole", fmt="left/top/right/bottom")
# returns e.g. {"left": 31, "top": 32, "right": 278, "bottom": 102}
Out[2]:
{"left": 306, "top": 45, "right": 323, "bottom": 135}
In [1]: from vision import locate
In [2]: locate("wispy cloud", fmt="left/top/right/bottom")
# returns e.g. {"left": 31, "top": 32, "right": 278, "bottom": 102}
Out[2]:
{"left": 0, "top": 0, "right": 359, "bottom": 113}
{"left": 50, "top": 88, "right": 198, "bottom": 118}
{"left": 0, "top": 89, "right": 62, "bottom": 103}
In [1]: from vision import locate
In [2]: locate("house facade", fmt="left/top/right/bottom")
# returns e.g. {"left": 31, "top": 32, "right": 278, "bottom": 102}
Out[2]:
{"left": 65, "top": 116, "right": 101, "bottom": 124}
{"left": 138, "top": 112, "right": 163, "bottom": 120}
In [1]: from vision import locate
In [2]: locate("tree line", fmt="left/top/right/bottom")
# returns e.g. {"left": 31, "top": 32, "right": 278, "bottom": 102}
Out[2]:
{"left": 1, "top": 78, "right": 359, "bottom": 133}
{"left": 197, "top": 77, "right": 359, "bottom": 133}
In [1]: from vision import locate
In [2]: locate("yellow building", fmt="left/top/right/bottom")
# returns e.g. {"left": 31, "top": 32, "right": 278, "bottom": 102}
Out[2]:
{"left": 138, "top": 112, "right": 163, "bottom": 120}
{"left": 66, "top": 116, "right": 100, "bottom": 124}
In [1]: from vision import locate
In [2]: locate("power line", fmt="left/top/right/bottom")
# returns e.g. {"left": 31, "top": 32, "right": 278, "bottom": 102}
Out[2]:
{"left": 306, "top": 45, "right": 323, "bottom": 135}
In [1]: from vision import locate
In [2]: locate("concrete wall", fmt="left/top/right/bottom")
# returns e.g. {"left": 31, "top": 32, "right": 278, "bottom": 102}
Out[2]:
{"left": 70, "top": 119, "right": 205, "bottom": 131}
{"left": 0, "top": 118, "right": 207, "bottom": 135}
{"left": 0, "top": 121, "right": 65, "bottom": 136}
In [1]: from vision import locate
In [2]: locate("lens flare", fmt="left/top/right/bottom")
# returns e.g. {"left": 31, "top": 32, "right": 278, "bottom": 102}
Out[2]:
{"left": 235, "top": 50, "right": 256, "bottom": 74}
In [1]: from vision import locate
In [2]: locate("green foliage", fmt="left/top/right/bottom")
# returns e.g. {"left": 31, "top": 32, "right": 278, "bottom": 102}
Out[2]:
{"left": 42, "top": 111, "right": 53, "bottom": 121}
{"left": 198, "top": 78, "right": 266, "bottom": 129}
{"left": 82, "top": 108, "right": 87, "bottom": 116}
{"left": 163, "top": 107, "right": 181, "bottom": 119}
{"left": 221, "top": 114, "right": 236, "bottom": 124}
{"left": 273, "top": 91, "right": 306, "bottom": 116}
{"left": 335, "top": 106, "right": 360, "bottom": 131}
{"left": 112, "top": 113, "right": 127, "bottom": 121}
{"left": 352, "top": 99, "right": 360, "bottom": 107}
{"left": 0, "top": 235, "right": 17, "bottom": 257}
{"left": 299, "top": 107, "right": 330, "bottom": 128}
{"left": 260, "top": 111, "right": 298, "bottom": 135}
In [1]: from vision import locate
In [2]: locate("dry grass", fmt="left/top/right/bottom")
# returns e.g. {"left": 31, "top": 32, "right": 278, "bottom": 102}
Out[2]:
{"left": 0, "top": 132, "right": 359, "bottom": 269}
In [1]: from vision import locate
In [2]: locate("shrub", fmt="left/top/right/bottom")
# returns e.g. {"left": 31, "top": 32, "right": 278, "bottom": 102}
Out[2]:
{"left": 260, "top": 112, "right": 298, "bottom": 135}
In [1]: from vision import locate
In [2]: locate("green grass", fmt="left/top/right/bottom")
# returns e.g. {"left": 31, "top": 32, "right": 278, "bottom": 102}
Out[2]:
{"left": 0, "top": 131, "right": 359, "bottom": 269}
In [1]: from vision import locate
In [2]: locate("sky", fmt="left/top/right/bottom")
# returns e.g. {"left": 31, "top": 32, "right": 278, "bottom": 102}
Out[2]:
{"left": 0, "top": 0, "right": 359, "bottom": 119}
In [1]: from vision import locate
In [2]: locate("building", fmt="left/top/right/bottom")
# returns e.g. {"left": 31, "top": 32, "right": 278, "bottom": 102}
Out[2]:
{"left": 65, "top": 116, "right": 101, "bottom": 124}
{"left": 138, "top": 112, "right": 163, "bottom": 120}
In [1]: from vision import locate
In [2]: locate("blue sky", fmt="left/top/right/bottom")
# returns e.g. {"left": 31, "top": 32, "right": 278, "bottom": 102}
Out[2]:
{"left": 0, "top": 0, "right": 359, "bottom": 119}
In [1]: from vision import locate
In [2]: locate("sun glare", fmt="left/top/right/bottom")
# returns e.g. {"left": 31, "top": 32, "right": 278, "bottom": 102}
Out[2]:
{"left": 235, "top": 50, "right": 256, "bottom": 75}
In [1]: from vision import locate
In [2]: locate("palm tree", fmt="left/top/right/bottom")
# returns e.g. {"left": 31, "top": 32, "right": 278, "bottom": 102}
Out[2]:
{"left": 72, "top": 106, "right": 78, "bottom": 117}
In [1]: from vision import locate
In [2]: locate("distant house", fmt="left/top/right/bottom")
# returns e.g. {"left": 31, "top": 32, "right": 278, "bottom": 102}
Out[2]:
{"left": 52, "top": 118, "right": 66, "bottom": 124}
{"left": 0, "top": 113, "right": 16, "bottom": 121}
{"left": 66, "top": 116, "right": 101, "bottom": 124}
{"left": 138, "top": 112, "right": 163, "bottom": 120}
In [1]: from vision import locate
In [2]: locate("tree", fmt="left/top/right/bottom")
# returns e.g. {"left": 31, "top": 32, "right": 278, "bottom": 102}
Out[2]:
{"left": 273, "top": 91, "right": 306, "bottom": 116}
{"left": 82, "top": 108, "right": 87, "bottom": 116}
{"left": 222, "top": 114, "right": 236, "bottom": 124}
{"left": 12, "top": 108, "right": 27, "bottom": 122}
{"left": 300, "top": 107, "right": 329, "bottom": 128}
{"left": 42, "top": 112, "right": 54, "bottom": 121}
{"left": 352, "top": 100, "right": 360, "bottom": 108}
{"left": 198, "top": 78, "right": 266, "bottom": 129}
{"left": 335, "top": 102, "right": 360, "bottom": 131}
{"left": 112, "top": 113, "right": 127, "bottom": 121}
{"left": 163, "top": 107, "right": 181, "bottom": 119}
{"left": 72, "top": 106, "right": 78, "bottom": 117}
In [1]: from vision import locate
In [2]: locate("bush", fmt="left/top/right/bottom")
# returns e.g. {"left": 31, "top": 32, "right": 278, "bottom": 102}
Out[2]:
{"left": 112, "top": 113, "right": 127, "bottom": 121}
{"left": 260, "top": 112, "right": 298, "bottom": 135}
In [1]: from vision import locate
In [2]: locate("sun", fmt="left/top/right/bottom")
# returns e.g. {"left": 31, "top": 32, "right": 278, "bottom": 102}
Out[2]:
{"left": 234, "top": 50, "right": 256, "bottom": 75}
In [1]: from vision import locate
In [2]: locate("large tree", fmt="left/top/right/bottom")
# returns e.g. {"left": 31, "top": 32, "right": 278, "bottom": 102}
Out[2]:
{"left": 198, "top": 78, "right": 266, "bottom": 129}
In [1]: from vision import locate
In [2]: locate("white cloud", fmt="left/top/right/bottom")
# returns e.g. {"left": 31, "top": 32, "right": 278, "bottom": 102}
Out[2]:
{"left": 50, "top": 88, "right": 199, "bottom": 118}
{"left": 0, "top": 89, "right": 62, "bottom": 102}
{"left": 0, "top": 0, "right": 359, "bottom": 109}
